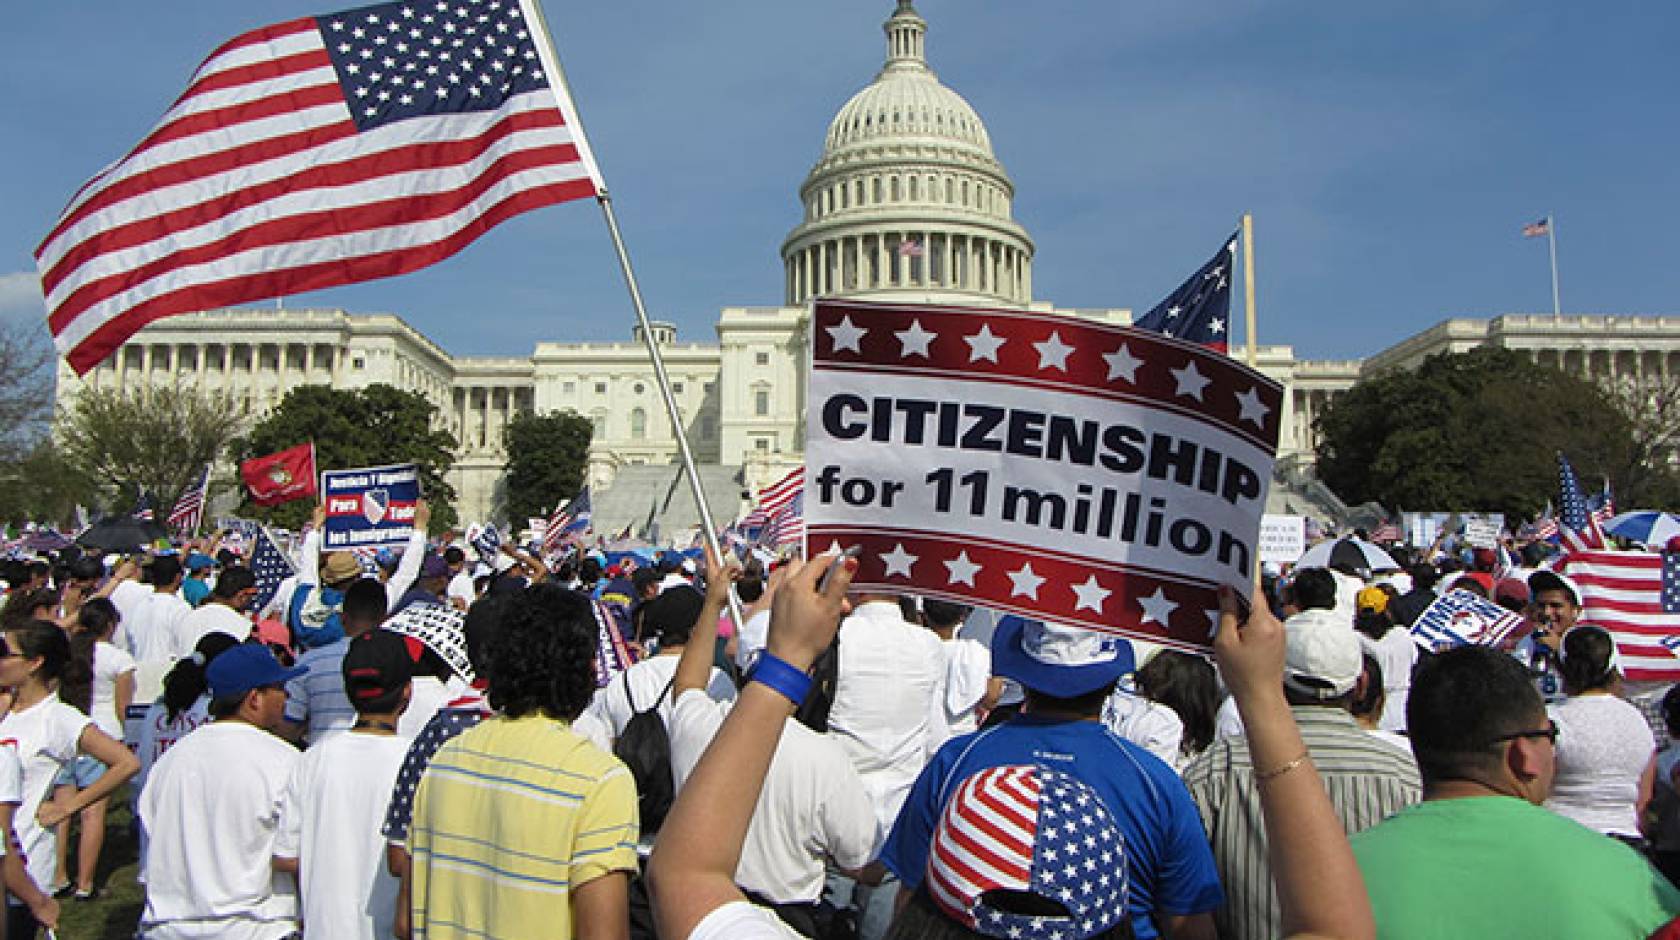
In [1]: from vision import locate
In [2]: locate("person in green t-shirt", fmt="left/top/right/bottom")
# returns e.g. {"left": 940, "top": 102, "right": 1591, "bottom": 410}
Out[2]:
{"left": 1353, "top": 646, "right": 1680, "bottom": 939}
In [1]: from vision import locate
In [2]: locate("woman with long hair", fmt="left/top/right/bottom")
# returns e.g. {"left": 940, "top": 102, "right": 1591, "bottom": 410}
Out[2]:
{"left": 0, "top": 620, "right": 137, "bottom": 938}
{"left": 1135, "top": 650, "right": 1221, "bottom": 763}
{"left": 48, "top": 598, "right": 135, "bottom": 899}
{"left": 1546, "top": 625, "right": 1658, "bottom": 846}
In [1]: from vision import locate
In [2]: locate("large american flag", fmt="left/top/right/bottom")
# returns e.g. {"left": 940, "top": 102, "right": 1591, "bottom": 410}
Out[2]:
{"left": 167, "top": 464, "right": 212, "bottom": 533}
{"left": 1558, "top": 549, "right": 1680, "bottom": 682}
{"left": 1557, "top": 453, "right": 1607, "bottom": 552}
{"left": 36, "top": 0, "right": 604, "bottom": 374}
{"left": 1131, "top": 233, "right": 1237, "bottom": 353}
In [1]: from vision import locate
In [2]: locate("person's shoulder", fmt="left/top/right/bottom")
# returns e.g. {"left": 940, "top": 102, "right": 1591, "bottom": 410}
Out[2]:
{"left": 1182, "top": 730, "right": 1243, "bottom": 784}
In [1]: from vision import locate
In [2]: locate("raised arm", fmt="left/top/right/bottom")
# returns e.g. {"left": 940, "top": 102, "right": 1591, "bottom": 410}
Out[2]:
{"left": 673, "top": 546, "right": 740, "bottom": 700}
{"left": 1216, "top": 584, "right": 1375, "bottom": 940}
{"left": 385, "top": 501, "right": 432, "bottom": 607}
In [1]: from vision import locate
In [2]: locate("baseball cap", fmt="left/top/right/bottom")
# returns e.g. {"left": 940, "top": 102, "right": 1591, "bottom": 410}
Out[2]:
{"left": 184, "top": 552, "right": 216, "bottom": 572}
{"left": 1283, "top": 622, "right": 1362, "bottom": 700}
{"left": 207, "top": 644, "right": 307, "bottom": 700}
{"left": 420, "top": 554, "right": 451, "bottom": 580}
{"left": 641, "top": 586, "right": 704, "bottom": 642}
{"left": 1528, "top": 569, "right": 1582, "bottom": 607}
{"left": 342, "top": 628, "right": 415, "bottom": 712}
{"left": 925, "top": 765, "right": 1128, "bottom": 939}
{"left": 1355, "top": 586, "right": 1389, "bottom": 614}
{"left": 991, "top": 616, "right": 1135, "bottom": 698}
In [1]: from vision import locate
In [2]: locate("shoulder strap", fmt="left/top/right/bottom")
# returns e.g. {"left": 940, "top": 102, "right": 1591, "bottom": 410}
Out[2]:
{"left": 622, "top": 670, "right": 638, "bottom": 712}
{"left": 653, "top": 676, "right": 676, "bottom": 710}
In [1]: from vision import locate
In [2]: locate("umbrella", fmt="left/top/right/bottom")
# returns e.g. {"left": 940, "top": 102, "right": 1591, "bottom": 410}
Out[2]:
{"left": 1295, "top": 537, "right": 1399, "bottom": 575}
{"left": 75, "top": 517, "right": 168, "bottom": 555}
{"left": 21, "top": 531, "right": 71, "bottom": 553}
{"left": 1604, "top": 511, "right": 1680, "bottom": 547}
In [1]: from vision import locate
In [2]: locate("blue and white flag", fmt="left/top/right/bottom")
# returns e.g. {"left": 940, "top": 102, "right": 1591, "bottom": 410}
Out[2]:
{"left": 1411, "top": 588, "right": 1525, "bottom": 651}
{"left": 470, "top": 524, "right": 503, "bottom": 563}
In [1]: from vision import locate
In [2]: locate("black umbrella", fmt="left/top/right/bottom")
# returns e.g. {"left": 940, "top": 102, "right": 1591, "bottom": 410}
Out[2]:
{"left": 75, "top": 517, "right": 168, "bottom": 555}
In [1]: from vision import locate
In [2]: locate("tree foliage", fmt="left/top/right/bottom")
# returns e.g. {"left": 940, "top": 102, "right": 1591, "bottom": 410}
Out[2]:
{"left": 56, "top": 385, "right": 242, "bottom": 515}
{"left": 232, "top": 384, "right": 459, "bottom": 531}
{"left": 0, "top": 440, "right": 99, "bottom": 528}
{"left": 1314, "top": 348, "right": 1669, "bottom": 518}
{"left": 1598, "top": 372, "right": 1680, "bottom": 509}
{"left": 501, "top": 410, "right": 593, "bottom": 526}
{"left": 0, "top": 320, "right": 54, "bottom": 466}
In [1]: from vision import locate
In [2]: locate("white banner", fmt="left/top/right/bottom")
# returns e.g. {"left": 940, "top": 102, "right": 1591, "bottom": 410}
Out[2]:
{"left": 804, "top": 300, "right": 1282, "bottom": 652}
{"left": 1259, "top": 515, "right": 1306, "bottom": 565}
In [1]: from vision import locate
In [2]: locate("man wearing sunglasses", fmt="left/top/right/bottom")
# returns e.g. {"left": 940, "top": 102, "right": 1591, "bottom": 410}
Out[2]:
{"left": 1351, "top": 647, "right": 1680, "bottom": 937}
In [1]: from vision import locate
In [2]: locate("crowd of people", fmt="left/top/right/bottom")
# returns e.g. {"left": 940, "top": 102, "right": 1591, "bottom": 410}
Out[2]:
{"left": 0, "top": 516, "right": 1677, "bottom": 939}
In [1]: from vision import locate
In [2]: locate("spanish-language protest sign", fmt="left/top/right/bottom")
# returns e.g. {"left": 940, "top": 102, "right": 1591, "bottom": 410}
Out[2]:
{"left": 804, "top": 299, "right": 1282, "bottom": 652}
{"left": 1410, "top": 589, "right": 1525, "bottom": 651}
{"left": 321, "top": 463, "right": 421, "bottom": 550}
{"left": 1259, "top": 515, "right": 1306, "bottom": 566}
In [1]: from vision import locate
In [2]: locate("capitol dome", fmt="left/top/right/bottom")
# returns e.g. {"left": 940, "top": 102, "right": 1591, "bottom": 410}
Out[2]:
{"left": 781, "top": 1, "right": 1035, "bottom": 308}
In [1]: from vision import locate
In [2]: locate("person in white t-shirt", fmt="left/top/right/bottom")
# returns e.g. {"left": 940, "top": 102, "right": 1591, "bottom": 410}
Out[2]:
{"left": 0, "top": 621, "right": 137, "bottom": 938}
{"left": 666, "top": 553, "right": 877, "bottom": 925}
{"left": 125, "top": 556, "right": 195, "bottom": 704}
{"left": 138, "top": 643, "right": 308, "bottom": 939}
{"left": 443, "top": 546, "right": 475, "bottom": 609}
{"left": 584, "top": 586, "right": 737, "bottom": 749}
{"left": 276, "top": 629, "right": 414, "bottom": 939}
{"left": 50, "top": 598, "right": 137, "bottom": 900}
{"left": 174, "top": 566, "right": 259, "bottom": 653}
{"left": 920, "top": 599, "right": 999, "bottom": 756}
{"left": 0, "top": 742, "right": 58, "bottom": 935}
{"left": 1546, "top": 625, "right": 1658, "bottom": 840}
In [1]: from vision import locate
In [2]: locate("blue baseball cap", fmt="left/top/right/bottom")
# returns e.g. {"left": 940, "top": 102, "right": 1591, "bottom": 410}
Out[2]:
{"left": 206, "top": 644, "right": 307, "bottom": 699}
{"left": 184, "top": 552, "right": 216, "bottom": 572}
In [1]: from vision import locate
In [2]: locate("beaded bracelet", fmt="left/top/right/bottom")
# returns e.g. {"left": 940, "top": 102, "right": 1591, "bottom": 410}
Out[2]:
{"left": 748, "top": 652, "right": 813, "bottom": 707}
{"left": 1254, "top": 750, "right": 1311, "bottom": 784}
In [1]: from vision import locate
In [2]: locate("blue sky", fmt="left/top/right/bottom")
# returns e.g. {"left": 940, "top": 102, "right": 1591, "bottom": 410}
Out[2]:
{"left": 3, "top": 2, "right": 1676, "bottom": 362}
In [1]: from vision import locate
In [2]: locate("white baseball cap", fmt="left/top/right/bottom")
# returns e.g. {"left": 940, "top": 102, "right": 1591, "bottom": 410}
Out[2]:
{"left": 1283, "top": 623, "right": 1363, "bottom": 699}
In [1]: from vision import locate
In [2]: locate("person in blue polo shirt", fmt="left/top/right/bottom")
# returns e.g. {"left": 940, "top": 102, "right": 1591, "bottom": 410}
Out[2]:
{"left": 879, "top": 616, "right": 1223, "bottom": 940}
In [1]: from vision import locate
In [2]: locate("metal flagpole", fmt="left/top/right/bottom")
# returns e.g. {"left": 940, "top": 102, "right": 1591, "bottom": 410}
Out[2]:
{"left": 1546, "top": 214, "right": 1561, "bottom": 316}
{"left": 1241, "top": 213, "right": 1258, "bottom": 369}
{"left": 522, "top": 0, "right": 746, "bottom": 627}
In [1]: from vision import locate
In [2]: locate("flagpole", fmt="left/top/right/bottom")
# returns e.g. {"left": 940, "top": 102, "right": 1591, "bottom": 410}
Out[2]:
{"left": 1241, "top": 213, "right": 1258, "bottom": 369}
{"left": 523, "top": 0, "right": 745, "bottom": 627}
{"left": 1546, "top": 213, "right": 1561, "bottom": 316}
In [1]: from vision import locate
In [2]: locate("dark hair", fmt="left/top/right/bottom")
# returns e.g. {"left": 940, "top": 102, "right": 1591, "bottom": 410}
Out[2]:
{"left": 578, "top": 557, "right": 603, "bottom": 587}
{"left": 61, "top": 600, "right": 121, "bottom": 716}
{"left": 67, "top": 557, "right": 104, "bottom": 582}
{"left": 443, "top": 546, "right": 465, "bottom": 566}
{"left": 341, "top": 578, "right": 389, "bottom": 628}
{"left": 486, "top": 583, "right": 599, "bottom": 720}
{"left": 1408, "top": 646, "right": 1544, "bottom": 786}
{"left": 1023, "top": 681, "right": 1118, "bottom": 719}
{"left": 1355, "top": 608, "right": 1394, "bottom": 642}
{"left": 922, "top": 599, "right": 972, "bottom": 629}
{"left": 735, "top": 573, "right": 765, "bottom": 604}
{"left": 885, "top": 887, "right": 1133, "bottom": 940}
{"left": 1135, "top": 651, "right": 1219, "bottom": 756}
{"left": 212, "top": 566, "right": 256, "bottom": 600}
{"left": 1408, "top": 563, "right": 1440, "bottom": 592}
{"left": 1, "top": 588, "right": 58, "bottom": 624}
{"left": 208, "top": 693, "right": 247, "bottom": 719}
{"left": 151, "top": 555, "right": 183, "bottom": 586}
{"left": 1290, "top": 568, "right": 1338, "bottom": 612}
{"left": 5, "top": 621, "right": 72, "bottom": 686}
{"left": 163, "top": 632, "right": 241, "bottom": 721}
{"left": 1351, "top": 654, "right": 1385, "bottom": 723}
{"left": 1662, "top": 684, "right": 1680, "bottom": 739}
{"left": 464, "top": 591, "right": 516, "bottom": 677}
{"left": 1559, "top": 625, "right": 1618, "bottom": 694}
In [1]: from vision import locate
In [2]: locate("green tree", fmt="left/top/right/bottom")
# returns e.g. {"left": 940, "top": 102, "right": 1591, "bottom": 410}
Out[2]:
{"left": 1315, "top": 348, "right": 1652, "bottom": 518}
{"left": 56, "top": 385, "right": 243, "bottom": 514}
{"left": 0, "top": 440, "right": 99, "bottom": 528}
{"left": 502, "top": 410, "right": 593, "bottom": 526}
{"left": 232, "top": 384, "right": 459, "bottom": 531}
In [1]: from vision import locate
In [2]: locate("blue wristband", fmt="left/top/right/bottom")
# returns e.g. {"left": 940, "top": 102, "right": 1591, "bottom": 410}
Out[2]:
{"left": 749, "top": 653, "right": 813, "bottom": 707}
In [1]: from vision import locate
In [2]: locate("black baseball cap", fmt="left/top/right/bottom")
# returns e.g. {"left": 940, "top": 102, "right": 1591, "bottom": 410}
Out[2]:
{"left": 342, "top": 628, "right": 415, "bottom": 714}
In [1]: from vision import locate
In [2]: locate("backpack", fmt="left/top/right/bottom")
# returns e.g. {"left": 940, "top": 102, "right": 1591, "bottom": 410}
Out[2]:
{"left": 614, "top": 673, "right": 676, "bottom": 835}
{"left": 793, "top": 634, "right": 841, "bottom": 733}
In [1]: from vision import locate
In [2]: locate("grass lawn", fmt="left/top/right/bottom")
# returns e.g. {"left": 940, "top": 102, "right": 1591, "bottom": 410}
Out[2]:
{"left": 51, "top": 786, "right": 143, "bottom": 940}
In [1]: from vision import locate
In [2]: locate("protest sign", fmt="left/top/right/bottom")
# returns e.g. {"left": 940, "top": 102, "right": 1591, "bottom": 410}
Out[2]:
{"left": 1462, "top": 518, "right": 1501, "bottom": 549}
{"left": 321, "top": 463, "right": 421, "bottom": 549}
{"left": 805, "top": 299, "right": 1282, "bottom": 652}
{"left": 1410, "top": 588, "right": 1525, "bottom": 651}
{"left": 1259, "top": 515, "right": 1306, "bottom": 565}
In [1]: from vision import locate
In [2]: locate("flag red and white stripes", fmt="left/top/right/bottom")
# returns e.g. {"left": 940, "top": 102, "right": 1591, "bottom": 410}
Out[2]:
{"left": 755, "top": 467, "right": 803, "bottom": 518}
{"left": 925, "top": 765, "right": 1038, "bottom": 928}
{"left": 36, "top": 0, "right": 604, "bottom": 374}
{"left": 1558, "top": 550, "right": 1680, "bottom": 682}
{"left": 167, "top": 464, "right": 212, "bottom": 533}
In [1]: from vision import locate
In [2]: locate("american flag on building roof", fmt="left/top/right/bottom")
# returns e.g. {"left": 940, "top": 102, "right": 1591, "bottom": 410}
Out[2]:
{"left": 36, "top": 0, "right": 605, "bottom": 374}
{"left": 1132, "top": 232, "right": 1238, "bottom": 353}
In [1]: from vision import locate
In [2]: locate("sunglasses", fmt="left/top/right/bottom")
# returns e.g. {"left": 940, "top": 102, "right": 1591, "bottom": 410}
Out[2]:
{"left": 1488, "top": 719, "right": 1560, "bottom": 746}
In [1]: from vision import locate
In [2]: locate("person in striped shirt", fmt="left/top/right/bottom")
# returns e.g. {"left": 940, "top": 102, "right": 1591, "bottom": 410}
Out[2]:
{"left": 282, "top": 579, "right": 389, "bottom": 745}
{"left": 407, "top": 583, "right": 638, "bottom": 939}
{"left": 1184, "top": 568, "right": 1420, "bottom": 940}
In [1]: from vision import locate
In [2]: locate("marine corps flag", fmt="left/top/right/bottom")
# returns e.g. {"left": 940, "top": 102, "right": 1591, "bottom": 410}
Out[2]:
{"left": 241, "top": 443, "right": 317, "bottom": 506}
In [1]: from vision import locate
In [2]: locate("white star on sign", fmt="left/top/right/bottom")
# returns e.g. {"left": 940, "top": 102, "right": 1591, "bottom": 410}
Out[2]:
{"left": 894, "top": 319, "right": 936, "bottom": 358}
{"left": 1033, "top": 331, "right": 1075, "bottom": 371}
{"left": 826, "top": 315, "right": 866, "bottom": 354}
{"left": 1234, "top": 386, "right": 1270, "bottom": 428}
{"left": 1102, "top": 344, "right": 1143, "bottom": 383}
{"left": 964, "top": 324, "right": 1006, "bottom": 363}
{"left": 1209, "top": 318, "right": 1225, "bottom": 335}
{"left": 880, "top": 543, "right": 918, "bottom": 579}
{"left": 944, "top": 551, "right": 981, "bottom": 587}
{"left": 1170, "top": 361, "right": 1211, "bottom": 401}
{"left": 1071, "top": 575, "right": 1111, "bottom": 613}
{"left": 1008, "top": 562, "right": 1046, "bottom": 599}
{"left": 1137, "top": 587, "right": 1178, "bottom": 626}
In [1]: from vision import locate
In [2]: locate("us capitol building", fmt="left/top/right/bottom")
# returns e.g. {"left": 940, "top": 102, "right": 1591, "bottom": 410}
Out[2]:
{"left": 53, "top": 2, "right": 1680, "bottom": 528}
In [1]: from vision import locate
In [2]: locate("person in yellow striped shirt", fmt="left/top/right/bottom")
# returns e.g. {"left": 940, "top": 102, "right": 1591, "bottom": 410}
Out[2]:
{"left": 408, "top": 583, "right": 639, "bottom": 939}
